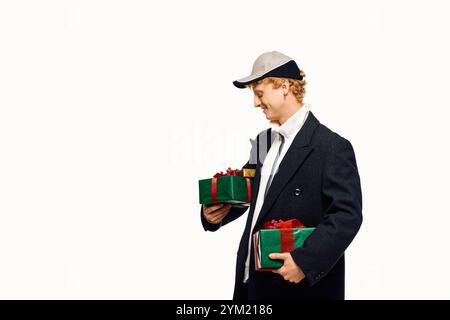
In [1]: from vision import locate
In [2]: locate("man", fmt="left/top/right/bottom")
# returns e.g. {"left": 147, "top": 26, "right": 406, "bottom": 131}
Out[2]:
{"left": 200, "top": 51, "right": 362, "bottom": 300}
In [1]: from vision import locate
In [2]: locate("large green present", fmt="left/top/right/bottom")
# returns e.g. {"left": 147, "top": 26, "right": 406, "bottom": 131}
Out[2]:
{"left": 198, "top": 167, "right": 254, "bottom": 205}
{"left": 253, "top": 219, "right": 315, "bottom": 271}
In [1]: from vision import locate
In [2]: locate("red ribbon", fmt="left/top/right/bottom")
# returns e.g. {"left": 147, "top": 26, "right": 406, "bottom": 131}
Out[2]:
{"left": 211, "top": 177, "right": 218, "bottom": 203}
{"left": 245, "top": 178, "right": 251, "bottom": 202}
{"left": 211, "top": 167, "right": 251, "bottom": 203}
{"left": 263, "top": 219, "right": 305, "bottom": 253}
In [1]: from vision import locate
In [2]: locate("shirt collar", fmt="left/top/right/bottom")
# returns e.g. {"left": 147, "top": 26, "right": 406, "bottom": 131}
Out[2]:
{"left": 270, "top": 103, "right": 310, "bottom": 139}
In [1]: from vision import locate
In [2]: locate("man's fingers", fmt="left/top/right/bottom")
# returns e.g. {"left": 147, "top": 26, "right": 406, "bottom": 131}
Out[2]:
{"left": 204, "top": 203, "right": 232, "bottom": 215}
{"left": 269, "top": 252, "right": 289, "bottom": 260}
{"left": 209, "top": 208, "right": 228, "bottom": 218}
{"left": 272, "top": 266, "right": 285, "bottom": 276}
{"left": 208, "top": 214, "right": 225, "bottom": 224}
{"left": 204, "top": 204, "right": 231, "bottom": 224}
{"left": 270, "top": 254, "right": 287, "bottom": 275}
{"left": 209, "top": 210, "right": 229, "bottom": 222}
{"left": 209, "top": 205, "right": 231, "bottom": 217}
{"left": 210, "top": 213, "right": 227, "bottom": 223}
{"left": 205, "top": 204, "right": 231, "bottom": 217}
{"left": 203, "top": 204, "right": 224, "bottom": 215}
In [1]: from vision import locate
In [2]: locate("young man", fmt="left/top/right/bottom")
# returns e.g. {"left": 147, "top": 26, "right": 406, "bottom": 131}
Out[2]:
{"left": 200, "top": 51, "right": 362, "bottom": 300}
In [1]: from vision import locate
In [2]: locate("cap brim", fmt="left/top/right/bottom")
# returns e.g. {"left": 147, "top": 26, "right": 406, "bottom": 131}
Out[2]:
{"left": 232, "top": 74, "right": 267, "bottom": 89}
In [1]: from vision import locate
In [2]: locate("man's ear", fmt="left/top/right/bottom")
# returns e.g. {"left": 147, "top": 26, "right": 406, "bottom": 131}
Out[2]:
{"left": 281, "top": 79, "right": 290, "bottom": 95}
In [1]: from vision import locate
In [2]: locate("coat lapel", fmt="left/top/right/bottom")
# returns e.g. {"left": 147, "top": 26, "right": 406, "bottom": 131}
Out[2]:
{"left": 253, "top": 111, "right": 320, "bottom": 229}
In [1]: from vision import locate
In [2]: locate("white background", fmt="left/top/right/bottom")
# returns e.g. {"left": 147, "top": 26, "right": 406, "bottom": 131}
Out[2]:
{"left": 0, "top": 0, "right": 449, "bottom": 299}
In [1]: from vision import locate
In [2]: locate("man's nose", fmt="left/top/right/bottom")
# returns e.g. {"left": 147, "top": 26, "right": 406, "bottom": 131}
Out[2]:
{"left": 254, "top": 96, "right": 261, "bottom": 108}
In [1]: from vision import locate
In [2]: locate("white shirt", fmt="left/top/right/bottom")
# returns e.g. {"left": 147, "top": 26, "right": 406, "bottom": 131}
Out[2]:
{"left": 243, "top": 103, "right": 310, "bottom": 283}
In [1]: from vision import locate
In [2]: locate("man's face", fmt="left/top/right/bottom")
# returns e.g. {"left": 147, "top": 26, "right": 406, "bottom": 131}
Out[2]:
{"left": 252, "top": 81, "right": 285, "bottom": 122}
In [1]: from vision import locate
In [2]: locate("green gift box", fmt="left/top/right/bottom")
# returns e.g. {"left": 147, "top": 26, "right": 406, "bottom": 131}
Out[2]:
{"left": 253, "top": 226, "right": 315, "bottom": 271}
{"left": 198, "top": 175, "right": 253, "bottom": 205}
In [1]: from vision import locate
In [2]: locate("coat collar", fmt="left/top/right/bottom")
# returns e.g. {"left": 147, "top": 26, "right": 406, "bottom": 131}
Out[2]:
{"left": 270, "top": 103, "right": 310, "bottom": 140}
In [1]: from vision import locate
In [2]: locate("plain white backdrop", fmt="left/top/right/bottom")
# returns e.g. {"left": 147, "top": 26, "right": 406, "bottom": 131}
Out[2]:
{"left": 1, "top": 0, "right": 449, "bottom": 299}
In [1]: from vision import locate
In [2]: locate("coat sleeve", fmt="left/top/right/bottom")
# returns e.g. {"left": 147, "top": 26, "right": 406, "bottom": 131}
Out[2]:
{"left": 200, "top": 132, "right": 261, "bottom": 232}
{"left": 291, "top": 136, "right": 363, "bottom": 286}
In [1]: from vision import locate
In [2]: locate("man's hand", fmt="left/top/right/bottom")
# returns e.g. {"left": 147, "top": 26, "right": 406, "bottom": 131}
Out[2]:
{"left": 269, "top": 252, "right": 306, "bottom": 284}
{"left": 202, "top": 203, "right": 232, "bottom": 224}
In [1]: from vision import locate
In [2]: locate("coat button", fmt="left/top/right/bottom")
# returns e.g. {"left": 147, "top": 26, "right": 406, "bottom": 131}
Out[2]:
{"left": 294, "top": 188, "right": 301, "bottom": 196}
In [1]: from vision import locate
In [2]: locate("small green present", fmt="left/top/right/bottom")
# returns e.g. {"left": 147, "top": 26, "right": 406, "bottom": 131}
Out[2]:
{"left": 198, "top": 167, "right": 254, "bottom": 205}
{"left": 253, "top": 219, "right": 315, "bottom": 271}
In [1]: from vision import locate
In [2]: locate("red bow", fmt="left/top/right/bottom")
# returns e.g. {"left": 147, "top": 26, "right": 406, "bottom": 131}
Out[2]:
{"left": 263, "top": 218, "right": 305, "bottom": 229}
{"left": 213, "top": 167, "right": 241, "bottom": 177}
